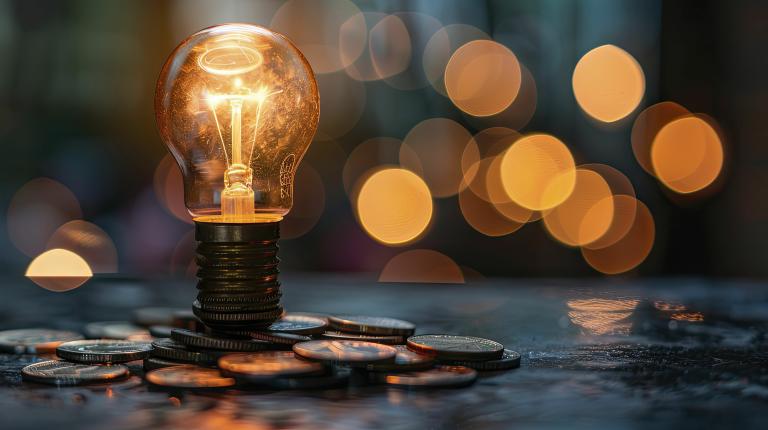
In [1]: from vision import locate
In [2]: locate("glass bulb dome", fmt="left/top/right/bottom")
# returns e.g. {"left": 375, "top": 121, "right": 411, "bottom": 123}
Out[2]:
{"left": 155, "top": 23, "right": 319, "bottom": 223}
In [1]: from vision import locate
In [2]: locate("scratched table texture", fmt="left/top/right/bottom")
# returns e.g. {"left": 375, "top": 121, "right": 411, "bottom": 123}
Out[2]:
{"left": 1, "top": 274, "right": 767, "bottom": 429}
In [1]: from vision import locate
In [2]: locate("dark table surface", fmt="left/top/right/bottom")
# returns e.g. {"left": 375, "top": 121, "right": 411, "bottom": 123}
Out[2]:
{"left": 1, "top": 274, "right": 767, "bottom": 429}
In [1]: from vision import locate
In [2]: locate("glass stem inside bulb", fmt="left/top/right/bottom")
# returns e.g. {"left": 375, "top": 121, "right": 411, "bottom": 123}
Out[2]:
{"left": 222, "top": 97, "right": 255, "bottom": 217}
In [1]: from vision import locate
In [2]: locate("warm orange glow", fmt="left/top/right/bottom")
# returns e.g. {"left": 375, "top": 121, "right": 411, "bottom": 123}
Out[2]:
{"left": 461, "top": 127, "right": 520, "bottom": 199}
{"left": 486, "top": 155, "right": 538, "bottom": 223}
{"left": 400, "top": 118, "right": 473, "bottom": 198}
{"left": 379, "top": 249, "right": 464, "bottom": 284}
{"left": 671, "top": 312, "right": 704, "bottom": 322}
{"left": 582, "top": 200, "right": 655, "bottom": 274}
{"left": 651, "top": 115, "right": 724, "bottom": 194}
{"left": 423, "top": 24, "right": 489, "bottom": 96}
{"left": 26, "top": 248, "right": 93, "bottom": 292}
{"left": 499, "top": 134, "right": 576, "bottom": 211}
{"left": 572, "top": 44, "right": 645, "bottom": 123}
{"left": 46, "top": 220, "right": 118, "bottom": 273}
{"left": 7, "top": 178, "right": 82, "bottom": 257}
{"left": 543, "top": 169, "right": 614, "bottom": 247}
{"left": 343, "top": 137, "right": 422, "bottom": 201}
{"left": 459, "top": 185, "right": 525, "bottom": 237}
{"left": 281, "top": 164, "right": 325, "bottom": 240}
{"left": 155, "top": 24, "right": 319, "bottom": 223}
{"left": 356, "top": 168, "right": 433, "bottom": 245}
{"left": 445, "top": 40, "right": 522, "bottom": 117}
{"left": 631, "top": 101, "right": 690, "bottom": 175}
{"left": 567, "top": 298, "right": 639, "bottom": 335}
{"left": 271, "top": 0, "right": 366, "bottom": 74}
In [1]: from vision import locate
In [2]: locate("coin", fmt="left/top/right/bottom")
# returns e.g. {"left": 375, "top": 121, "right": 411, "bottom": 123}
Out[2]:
{"left": 151, "top": 338, "right": 226, "bottom": 364}
{"left": 249, "top": 331, "right": 312, "bottom": 345}
{"left": 406, "top": 335, "right": 504, "bottom": 361}
{"left": 193, "top": 299, "right": 280, "bottom": 313}
{"left": 134, "top": 307, "right": 183, "bottom": 327}
{"left": 441, "top": 349, "right": 521, "bottom": 371}
{"left": 85, "top": 322, "right": 150, "bottom": 340}
{"left": 143, "top": 357, "right": 188, "bottom": 371}
{"left": 146, "top": 365, "right": 235, "bottom": 388}
{"left": 219, "top": 351, "right": 326, "bottom": 381}
{"left": 57, "top": 340, "right": 153, "bottom": 363}
{"left": 191, "top": 305, "right": 284, "bottom": 324}
{"left": 268, "top": 368, "right": 351, "bottom": 390}
{"left": 21, "top": 360, "right": 129, "bottom": 386}
{"left": 293, "top": 340, "right": 397, "bottom": 365}
{"left": 328, "top": 315, "right": 415, "bottom": 336}
{"left": 170, "top": 329, "right": 273, "bottom": 351}
{"left": 266, "top": 314, "right": 327, "bottom": 335}
{"left": 320, "top": 331, "right": 404, "bottom": 345}
{"left": 376, "top": 365, "right": 477, "bottom": 388}
{"left": 0, "top": 329, "right": 84, "bottom": 354}
{"left": 365, "top": 345, "right": 435, "bottom": 372}
{"left": 196, "top": 291, "right": 282, "bottom": 304}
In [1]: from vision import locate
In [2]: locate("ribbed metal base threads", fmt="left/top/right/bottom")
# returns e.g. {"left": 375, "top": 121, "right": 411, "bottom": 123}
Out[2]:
{"left": 193, "top": 221, "right": 283, "bottom": 331}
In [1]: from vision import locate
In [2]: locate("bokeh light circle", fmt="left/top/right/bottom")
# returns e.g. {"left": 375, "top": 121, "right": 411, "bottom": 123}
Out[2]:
{"left": 445, "top": 40, "right": 522, "bottom": 117}
{"left": 582, "top": 200, "right": 655, "bottom": 274}
{"left": 462, "top": 63, "right": 537, "bottom": 131}
{"left": 631, "top": 101, "right": 690, "bottom": 175}
{"left": 26, "top": 248, "right": 93, "bottom": 292}
{"left": 379, "top": 249, "right": 464, "bottom": 284}
{"left": 542, "top": 169, "right": 615, "bottom": 247}
{"left": 572, "top": 44, "right": 645, "bottom": 123}
{"left": 651, "top": 115, "right": 724, "bottom": 194}
{"left": 400, "top": 118, "right": 473, "bottom": 198}
{"left": 499, "top": 134, "right": 576, "bottom": 211}
{"left": 270, "top": 0, "right": 366, "bottom": 74}
{"left": 46, "top": 220, "right": 118, "bottom": 273}
{"left": 579, "top": 164, "right": 637, "bottom": 250}
{"left": 7, "top": 178, "right": 83, "bottom": 257}
{"left": 459, "top": 184, "right": 525, "bottom": 237}
{"left": 423, "top": 24, "right": 489, "bottom": 96}
{"left": 356, "top": 168, "right": 433, "bottom": 245}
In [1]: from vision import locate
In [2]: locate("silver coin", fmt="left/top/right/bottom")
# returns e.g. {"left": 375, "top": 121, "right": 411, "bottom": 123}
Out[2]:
{"left": 377, "top": 365, "right": 478, "bottom": 388}
{"left": 0, "top": 328, "right": 84, "bottom": 354}
{"left": 267, "top": 314, "right": 327, "bottom": 335}
{"left": 57, "top": 339, "right": 153, "bottom": 364}
{"left": 21, "top": 360, "right": 129, "bottom": 386}
{"left": 328, "top": 315, "right": 415, "bottom": 336}
{"left": 406, "top": 335, "right": 504, "bottom": 361}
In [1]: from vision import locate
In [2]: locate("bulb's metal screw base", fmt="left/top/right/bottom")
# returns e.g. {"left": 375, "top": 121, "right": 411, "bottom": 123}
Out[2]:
{"left": 193, "top": 221, "right": 283, "bottom": 331}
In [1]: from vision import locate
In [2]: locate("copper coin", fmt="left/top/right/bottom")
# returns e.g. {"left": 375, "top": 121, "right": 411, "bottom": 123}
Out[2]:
{"left": 0, "top": 329, "right": 84, "bottom": 354}
{"left": 328, "top": 315, "right": 415, "bottom": 336}
{"left": 22, "top": 360, "right": 129, "bottom": 386}
{"left": 293, "top": 340, "right": 396, "bottom": 365}
{"left": 146, "top": 365, "right": 235, "bottom": 388}
{"left": 366, "top": 345, "right": 435, "bottom": 372}
{"left": 379, "top": 365, "right": 477, "bottom": 388}
{"left": 219, "top": 351, "right": 326, "bottom": 380}
{"left": 406, "top": 335, "right": 504, "bottom": 361}
{"left": 267, "top": 314, "right": 328, "bottom": 335}
{"left": 320, "top": 331, "right": 404, "bottom": 345}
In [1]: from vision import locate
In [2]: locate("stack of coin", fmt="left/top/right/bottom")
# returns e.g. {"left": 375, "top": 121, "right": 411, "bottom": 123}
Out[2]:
{"left": 406, "top": 334, "right": 521, "bottom": 371}
{"left": 193, "top": 222, "right": 285, "bottom": 331}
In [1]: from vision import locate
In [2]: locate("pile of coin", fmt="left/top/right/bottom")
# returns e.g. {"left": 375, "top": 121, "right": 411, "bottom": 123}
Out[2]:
{"left": 8, "top": 309, "right": 520, "bottom": 390}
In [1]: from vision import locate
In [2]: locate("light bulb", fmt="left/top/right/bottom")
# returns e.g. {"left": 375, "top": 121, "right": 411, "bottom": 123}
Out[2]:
{"left": 155, "top": 23, "right": 319, "bottom": 223}
{"left": 154, "top": 24, "right": 319, "bottom": 331}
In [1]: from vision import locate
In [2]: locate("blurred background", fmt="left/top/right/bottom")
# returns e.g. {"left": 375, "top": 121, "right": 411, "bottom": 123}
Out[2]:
{"left": 1, "top": 0, "right": 765, "bottom": 287}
